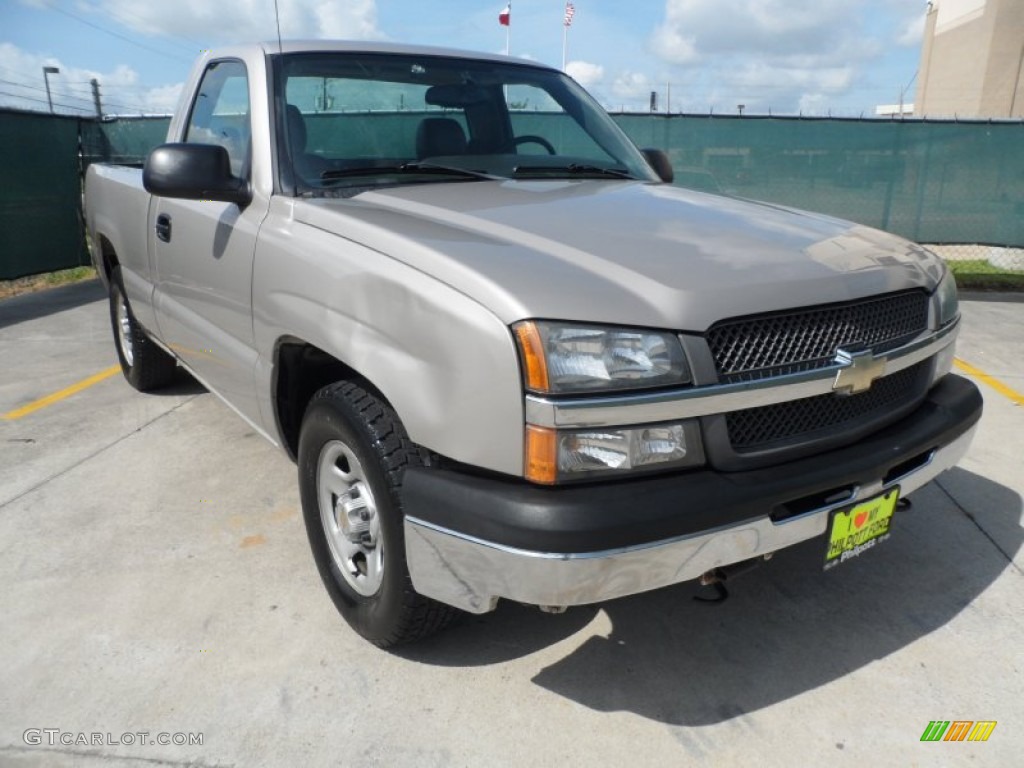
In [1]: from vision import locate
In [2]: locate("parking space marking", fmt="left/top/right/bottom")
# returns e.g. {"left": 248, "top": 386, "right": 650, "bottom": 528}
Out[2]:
{"left": 954, "top": 358, "right": 1024, "bottom": 406}
{"left": 2, "top": 365, "right": 121, "bottom": 421}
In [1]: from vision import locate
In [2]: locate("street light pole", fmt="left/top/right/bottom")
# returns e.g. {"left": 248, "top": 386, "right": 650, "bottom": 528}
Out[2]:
{"left": 42, "top": 66, "right": 59, "bottom": 113}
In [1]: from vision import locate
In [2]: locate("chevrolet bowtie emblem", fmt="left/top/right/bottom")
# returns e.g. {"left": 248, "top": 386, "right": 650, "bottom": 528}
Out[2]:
{"left": 833, "top": 347, "right": 886, "bottom": 395}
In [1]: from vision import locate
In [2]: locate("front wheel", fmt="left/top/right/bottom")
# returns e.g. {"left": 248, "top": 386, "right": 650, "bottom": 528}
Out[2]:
{"left": 298, "top": 381, "right": 457, "bottom": 647}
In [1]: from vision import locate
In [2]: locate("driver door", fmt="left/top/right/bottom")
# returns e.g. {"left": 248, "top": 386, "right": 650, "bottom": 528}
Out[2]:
{"left": 150, "top": 59, "right": 267, "bottom": 425}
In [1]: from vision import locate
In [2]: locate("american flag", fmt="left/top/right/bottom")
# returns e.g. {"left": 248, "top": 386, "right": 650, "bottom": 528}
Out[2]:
{"left": 564, "top": 2, "right": 575, "bottom": 27}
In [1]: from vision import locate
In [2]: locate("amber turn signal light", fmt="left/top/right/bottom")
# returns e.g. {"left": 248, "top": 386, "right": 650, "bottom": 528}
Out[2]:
{"left": 525, "top": 425, "right": 558, "bottom": 484}
{"left": 514, "top": 321, "right": 550, "bottom": 393}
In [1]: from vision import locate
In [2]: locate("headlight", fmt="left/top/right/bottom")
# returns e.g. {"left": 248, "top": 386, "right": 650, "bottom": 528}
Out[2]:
{"left": 513, "top": 321, "right": 691, "bottom": 394}
{"left": 934, "top": 268, "right": 959, "bottom": 328}
{"left": 525, "top": 421, "right": 704, "bottom": 484}
{"left": 928, "top": 269, "right": 959, "bottom": 386}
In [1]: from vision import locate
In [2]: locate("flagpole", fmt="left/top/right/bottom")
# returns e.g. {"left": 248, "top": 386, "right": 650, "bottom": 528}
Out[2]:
{"left": 561, "top": 3, "right": 575, "bottom": 72}
{"left": 506, "top": 22, "right": 511, "bottom": 56}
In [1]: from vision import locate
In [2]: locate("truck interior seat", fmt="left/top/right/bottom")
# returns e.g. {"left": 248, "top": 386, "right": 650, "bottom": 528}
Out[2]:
{"left": 416, "top": 118, "right": 467, "bottom": 159}
{"left": 286, "top": 104, "right": 330, "bottom": 181}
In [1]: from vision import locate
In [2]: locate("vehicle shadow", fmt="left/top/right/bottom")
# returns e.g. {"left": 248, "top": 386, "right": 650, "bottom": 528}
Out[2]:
{"left": 402, "top": 468, "right": 1021, "bottom": 726}
{"left": 152, "top": 366, "right": 208, "bottom": 396}
{"left": 0, "top": 279, "right": 106, "bottom": 329}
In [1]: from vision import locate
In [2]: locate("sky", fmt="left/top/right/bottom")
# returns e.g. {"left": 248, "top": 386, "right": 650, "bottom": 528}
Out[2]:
{"left": 0, "top": 0, "right": 928, "bottom": 118}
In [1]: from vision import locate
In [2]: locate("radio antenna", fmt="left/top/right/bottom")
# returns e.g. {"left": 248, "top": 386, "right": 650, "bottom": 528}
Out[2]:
{"left": 273, "top": 0, "right": 283, "bottom": 53}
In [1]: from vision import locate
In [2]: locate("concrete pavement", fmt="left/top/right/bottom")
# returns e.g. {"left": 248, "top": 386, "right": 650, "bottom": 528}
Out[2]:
{"left": 1, "top": 281, "right": 1021, "bottom": 767}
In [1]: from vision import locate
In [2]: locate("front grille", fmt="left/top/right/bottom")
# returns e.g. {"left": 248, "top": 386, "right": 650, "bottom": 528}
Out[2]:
{"left": 706, "top": 291, "right": 929, "bottom": 383}
{"left": 725, "top": 361, "right": 930, "bottom": 452}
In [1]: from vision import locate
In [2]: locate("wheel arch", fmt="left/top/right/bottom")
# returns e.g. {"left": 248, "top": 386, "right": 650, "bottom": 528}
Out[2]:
{"left": 272, "top": 336, "right": 392, "bottom": 461}
{"left": 96, "top": 234, "right": 119, "bottom": 285}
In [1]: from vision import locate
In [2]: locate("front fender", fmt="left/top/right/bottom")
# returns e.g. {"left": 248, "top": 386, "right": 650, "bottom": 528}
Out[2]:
{"left": 252, "top": 205, "right": 525, "bottom": 476}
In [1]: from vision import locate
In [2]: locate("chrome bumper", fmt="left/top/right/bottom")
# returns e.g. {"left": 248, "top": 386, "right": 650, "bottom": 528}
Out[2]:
{"left": 405, "top": 425, "right": 977, "bottom": 614}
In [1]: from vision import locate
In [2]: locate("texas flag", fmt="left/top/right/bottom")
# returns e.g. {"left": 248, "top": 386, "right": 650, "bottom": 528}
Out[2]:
{"left": 499, "top": 3, "right": 511, "bottom": 26}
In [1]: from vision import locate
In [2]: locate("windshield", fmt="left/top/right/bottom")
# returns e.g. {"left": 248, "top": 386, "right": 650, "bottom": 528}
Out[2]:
{"left": 274, "top": 52, "right": 658, "bottom": 195}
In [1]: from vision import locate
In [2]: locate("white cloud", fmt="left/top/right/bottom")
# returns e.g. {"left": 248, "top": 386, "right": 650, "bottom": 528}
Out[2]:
{"left": 641, "top": 0, "right": 908, "bottom": 113}
{"left": 565, "top": 60, "right": 604, "bottom": 87}
{"left": 728, "top": 62, "right": 854, "bottom": 94}
{"left": 612, "top": 71, "right": 653, "bottom": 100}
{"left": 651, "top": 0, "right": 862, "bottom": 60}
{"left": 99, "top": 0, "right": 383, "bottom": 44}
{"left": 650, "top": 20, "right": 697, "bottom": 65}
{"left": 798, "top": 93, "right": 830, "bottom": 115}
{"left": 897, "top": 12, "right": 926, "bottom": 47}
{"left": 0, "top": 42, "right": 180, "bottom": 115}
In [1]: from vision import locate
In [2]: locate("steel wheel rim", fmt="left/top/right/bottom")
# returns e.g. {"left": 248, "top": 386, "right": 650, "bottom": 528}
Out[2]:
{"left": 116, "top": 292, "right": 134, "bottom": 367}
{"left": 317, "top": 439, "right": 384, "bottom": 596}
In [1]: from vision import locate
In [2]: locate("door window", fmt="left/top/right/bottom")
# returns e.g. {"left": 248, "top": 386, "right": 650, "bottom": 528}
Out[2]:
{"left": 185, "top": 60, "right": 251, "bottom": 177}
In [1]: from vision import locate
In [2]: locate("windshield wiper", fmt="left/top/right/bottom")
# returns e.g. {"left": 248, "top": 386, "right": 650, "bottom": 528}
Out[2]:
{"left": 513, "top": 163, "right": 635, "bottom": 180}
{"left": 319, "top": 162, "right": 499, "bottom": 182}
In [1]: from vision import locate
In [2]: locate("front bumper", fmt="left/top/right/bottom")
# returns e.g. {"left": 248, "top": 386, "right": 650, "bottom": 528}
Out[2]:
{"left": 403, "top": 375, "right": 982, "bottom": 613}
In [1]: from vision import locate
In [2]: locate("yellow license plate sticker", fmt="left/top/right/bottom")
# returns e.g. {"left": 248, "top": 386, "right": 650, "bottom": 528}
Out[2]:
{"left": 824, "top": 489, "right": 899, "bottom": 570}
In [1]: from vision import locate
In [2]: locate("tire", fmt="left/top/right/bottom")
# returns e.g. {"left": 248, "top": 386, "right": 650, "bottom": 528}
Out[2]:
{"left": 298, "top": 381, "right": 458, "bottom": 647}
{"left": 108, "top": 266, "right": 177, "bottom": 392}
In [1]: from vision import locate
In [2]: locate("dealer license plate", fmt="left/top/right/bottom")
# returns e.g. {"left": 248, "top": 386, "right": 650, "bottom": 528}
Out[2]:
{"left": 824, "top": 488, "right": 900, "bottom": 570}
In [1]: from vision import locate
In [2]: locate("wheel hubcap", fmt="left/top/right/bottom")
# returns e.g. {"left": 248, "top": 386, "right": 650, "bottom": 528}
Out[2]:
{"left": 317, "top": 440, "right": 384, "bottom": 596}
{"left": 116, "top": 293, "right": 134, "bottom": 367}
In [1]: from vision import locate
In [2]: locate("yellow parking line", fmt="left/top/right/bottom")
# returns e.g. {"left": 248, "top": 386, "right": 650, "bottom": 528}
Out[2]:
{"left": 2, "top": 365, "right": 121, "bottom": 421}
{"left": 954, "top": 358, "right": 1024, "bottom": 406}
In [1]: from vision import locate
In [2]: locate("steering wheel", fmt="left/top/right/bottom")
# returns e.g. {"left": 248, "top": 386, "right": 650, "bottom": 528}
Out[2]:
{"left": 513, "top": 135, "right": 556, "bottom": 155}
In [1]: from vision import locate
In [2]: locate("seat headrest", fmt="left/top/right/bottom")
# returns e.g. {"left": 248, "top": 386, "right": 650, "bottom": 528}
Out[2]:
{"left": 285, "top": 104, "right": 307, "bottom": 153}
{"left": 416, "top": 118, "right": 467, "bottom": 159}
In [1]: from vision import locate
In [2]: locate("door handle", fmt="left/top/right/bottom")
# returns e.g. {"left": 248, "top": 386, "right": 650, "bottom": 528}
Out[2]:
{"left": 155, "top": 213, "right": 172, "bottom": 243}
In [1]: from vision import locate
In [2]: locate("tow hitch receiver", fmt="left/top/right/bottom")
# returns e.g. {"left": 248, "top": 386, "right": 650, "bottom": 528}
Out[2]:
{"left": 694, "top": 554, "right": 773, "bottom": 604}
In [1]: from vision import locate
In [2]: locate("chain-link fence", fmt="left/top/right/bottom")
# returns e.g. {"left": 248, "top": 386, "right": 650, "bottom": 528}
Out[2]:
{"left": 2, "top": 108, "right": 1022, "bottom": 285}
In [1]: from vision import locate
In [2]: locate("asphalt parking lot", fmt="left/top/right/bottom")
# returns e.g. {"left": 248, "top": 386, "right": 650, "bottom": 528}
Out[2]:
{"left": 1, "top": 280, "right": 1022, "bottom": 767}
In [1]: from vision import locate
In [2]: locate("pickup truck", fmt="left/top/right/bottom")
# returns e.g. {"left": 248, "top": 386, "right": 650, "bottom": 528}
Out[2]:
{"left": 84, "top": 41, "right": 983, "bottom": 647}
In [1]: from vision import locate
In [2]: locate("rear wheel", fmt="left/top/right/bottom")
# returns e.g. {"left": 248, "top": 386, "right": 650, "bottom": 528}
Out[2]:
{"left": 298, "top": 381, "right": 457, "bottom": 647}
{"left": 108, "top": 266, "right": 177, "bottom": 391}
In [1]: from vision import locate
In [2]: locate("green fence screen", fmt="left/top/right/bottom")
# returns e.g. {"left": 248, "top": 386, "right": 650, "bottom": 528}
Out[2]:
{"left": 0, "top": 111, "right": 88, "bottom": 279}
{"left": 80, "top": 116, "right": 172, "bottom": 166}
{"left": 616, "top": 115, "right": 1024, "bottom": 247}
{"left": 2, "top": 108, "right": 1022, "bottom": 281}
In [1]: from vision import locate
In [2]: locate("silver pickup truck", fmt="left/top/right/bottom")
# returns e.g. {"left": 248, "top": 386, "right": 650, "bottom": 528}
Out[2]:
{"left": 84, "top": 41, "right": 982, "bottom": 647}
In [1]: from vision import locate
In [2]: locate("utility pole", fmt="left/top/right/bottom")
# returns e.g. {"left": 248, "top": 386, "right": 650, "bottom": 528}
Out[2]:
{"left": 90, "top": 78, "right": 102, "bottom": 118}
{"left": 899, "top": 70, "right": 918, "bottom": 116}
{"left": 1010, "top": 43, "right": 1024, "bottom": 117}
{"left": 43, "top": 66, "right": 59, "bottom": 113}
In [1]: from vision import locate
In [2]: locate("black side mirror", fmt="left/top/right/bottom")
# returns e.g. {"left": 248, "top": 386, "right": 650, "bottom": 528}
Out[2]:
{"left": 641, "top": 148, "right": 674, "bottom": 184}
{"left": 143, "top": 143, "right": 251, "bottom": 207}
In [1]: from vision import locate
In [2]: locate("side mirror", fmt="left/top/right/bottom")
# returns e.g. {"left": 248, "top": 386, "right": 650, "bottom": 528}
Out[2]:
{"left": 143, "top": 143, "right": 251, "bottom": 207}
{"left": 641, "top": 148, "right": 674, "bottom": 184}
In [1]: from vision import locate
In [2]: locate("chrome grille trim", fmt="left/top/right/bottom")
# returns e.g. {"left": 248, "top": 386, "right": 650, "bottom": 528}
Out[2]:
{"left": 706, "top": 290, "right": 930, "bottom": 383}
{"left": 524, "top": 317, "right": 958, "bottom": 429}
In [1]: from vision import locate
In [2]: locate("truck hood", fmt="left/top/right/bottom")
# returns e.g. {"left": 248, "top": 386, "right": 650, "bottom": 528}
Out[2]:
{"left": 294, "top": 180, "right": 944, "bottom": 331}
